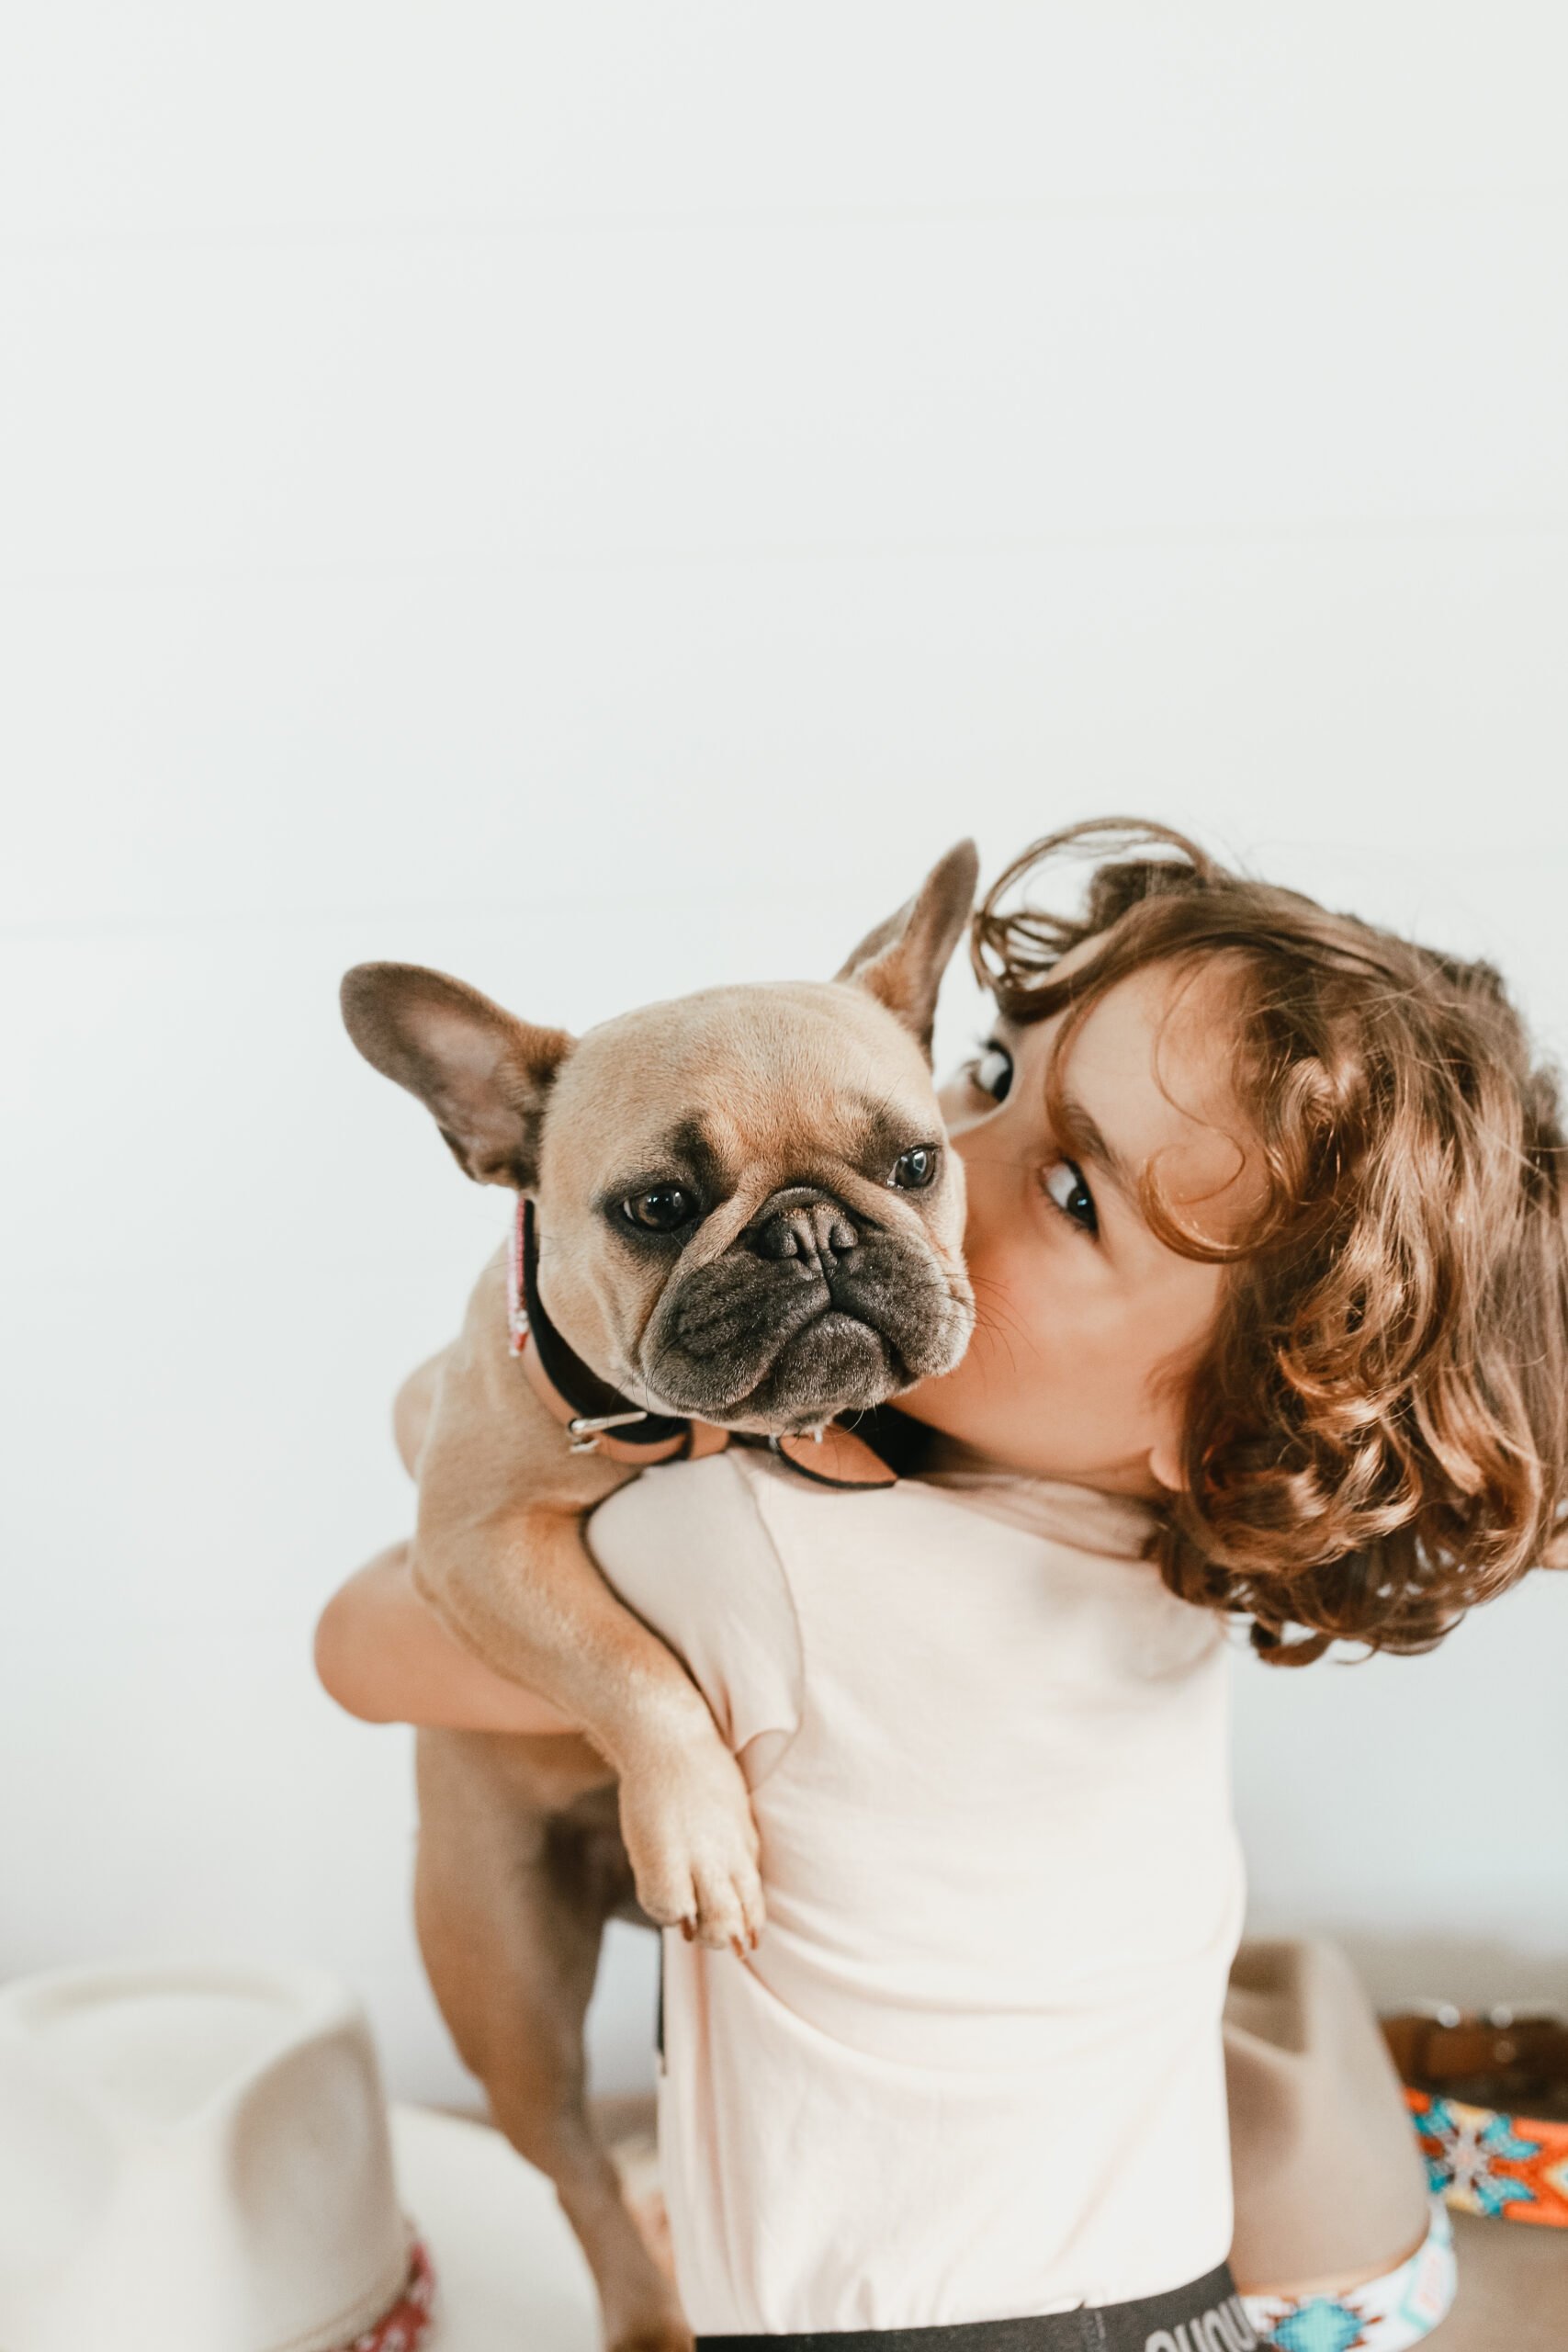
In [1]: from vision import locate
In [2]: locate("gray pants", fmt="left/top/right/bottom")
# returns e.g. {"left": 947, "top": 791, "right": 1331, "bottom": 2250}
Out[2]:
{"left": 696, "top": 2266, "right": 1258, "bottom": 2352}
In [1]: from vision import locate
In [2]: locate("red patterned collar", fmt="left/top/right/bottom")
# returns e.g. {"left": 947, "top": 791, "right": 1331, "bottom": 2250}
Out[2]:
{"left": 346, "top": 2238, "right": 434, "bottom": 2352}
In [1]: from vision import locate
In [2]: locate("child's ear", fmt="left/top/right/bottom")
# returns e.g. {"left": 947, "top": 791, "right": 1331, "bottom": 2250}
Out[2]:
{"left": 835, "top": 840, "right": 980, "bottom": 1057}
{"left": 341, "top": 962, "right": 574, "bottom": 1189}
{"left": 1147, "top": 1437, "right": 1186, "bottom": 1495}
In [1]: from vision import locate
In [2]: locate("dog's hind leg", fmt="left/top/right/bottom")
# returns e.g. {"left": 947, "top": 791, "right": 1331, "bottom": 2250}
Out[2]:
{"left": 414, "top": 1727, "right": 688, "bottom": 2352}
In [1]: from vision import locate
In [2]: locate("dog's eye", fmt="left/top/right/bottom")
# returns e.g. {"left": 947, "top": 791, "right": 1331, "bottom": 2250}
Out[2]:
{"left": 621, "top": 1186, "right": 696, "bottom": 1234}
{"left": 890, "top": 1145, "right": 941, "bottom": 1191}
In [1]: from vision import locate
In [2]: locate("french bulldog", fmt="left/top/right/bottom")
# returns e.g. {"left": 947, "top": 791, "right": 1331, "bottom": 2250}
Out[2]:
{"left": 338, "top": 842, "right": 976, "bottom": 2350}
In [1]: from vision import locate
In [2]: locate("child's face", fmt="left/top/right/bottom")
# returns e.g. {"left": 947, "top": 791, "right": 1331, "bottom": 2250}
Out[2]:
{"left": 900, "top": 951, "right": 1261, "bottom": 1496}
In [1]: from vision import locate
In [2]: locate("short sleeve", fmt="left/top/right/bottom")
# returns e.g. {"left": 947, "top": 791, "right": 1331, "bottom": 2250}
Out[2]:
{"left": 587, "top": 1453, "right": 804, "bottom": 1773}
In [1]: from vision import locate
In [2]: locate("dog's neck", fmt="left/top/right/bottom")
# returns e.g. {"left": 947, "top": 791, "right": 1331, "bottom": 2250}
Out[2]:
{"left": 507, "top": 1197, "right": 896, "bottom": 1490}
{"left": 509, "top": 1198, "right": 719, "bottom": 1463}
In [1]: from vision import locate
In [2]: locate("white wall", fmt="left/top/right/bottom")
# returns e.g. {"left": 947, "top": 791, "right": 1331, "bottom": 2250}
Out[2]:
{"left": 4, "top": 6, "right": 1565, "bottom": 2104}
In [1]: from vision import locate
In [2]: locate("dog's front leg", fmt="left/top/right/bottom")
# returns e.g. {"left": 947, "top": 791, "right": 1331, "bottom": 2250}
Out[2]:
{"left": 412, "top": 1502, "right": 763, "bottom": 1954}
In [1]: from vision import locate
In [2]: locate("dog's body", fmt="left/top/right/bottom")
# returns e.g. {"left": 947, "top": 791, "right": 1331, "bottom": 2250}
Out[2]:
{"left": 340, "top": 851, "right": 976, "bottom": 2350}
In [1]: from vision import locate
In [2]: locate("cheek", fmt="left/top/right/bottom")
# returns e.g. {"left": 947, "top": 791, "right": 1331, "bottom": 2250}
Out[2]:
{"left": 964, "top": 1188, "right": 1197, "bottom": 1385}
{"left": 961, "top": 1202, "right": 1099, "bottom": 1370}
{"left": 1145, "top": 1266, "right": 1225, "bottom": 1402}
{"left": 936, "top": 1072, "right": 983, "bottom": 1131}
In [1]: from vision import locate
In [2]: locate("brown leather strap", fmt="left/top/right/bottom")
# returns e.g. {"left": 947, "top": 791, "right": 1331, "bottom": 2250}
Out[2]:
{"left": 518, "top": 1336, "right": 713, "bottom": 1465}
{"left": 773, "top": 1426, "right": 898, "bottom": 1490}
{"left": 1382, "top": 2011, "right": 1568, "bottom": 2105}
{"left": 521, "top": 1340, "right": 895, "bottom": 1484}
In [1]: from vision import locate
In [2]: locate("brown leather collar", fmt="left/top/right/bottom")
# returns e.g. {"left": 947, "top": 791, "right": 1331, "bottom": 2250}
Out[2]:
{"left": 507, "top": 1198, "right": 895, "bottom": 1489}
{"left": 1382, "top": 2007, "right": 1568, "bottom": 2117}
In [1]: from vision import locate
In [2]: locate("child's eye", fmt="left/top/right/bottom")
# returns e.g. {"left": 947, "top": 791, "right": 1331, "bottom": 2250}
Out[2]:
{"left": 1043, "top": 1159, "right": 1098, "bottom": 1238}
{"left": 972, "top": 1041, "right": 1014, "bottom": 1102}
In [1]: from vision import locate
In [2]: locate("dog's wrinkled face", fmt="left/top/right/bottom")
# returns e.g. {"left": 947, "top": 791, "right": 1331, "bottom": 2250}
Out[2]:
{"left": 342, "top": 842, "right": 978, "bottom": 1433}
{"left": 536, "top": 981, "right": 971, "bottom": 1430}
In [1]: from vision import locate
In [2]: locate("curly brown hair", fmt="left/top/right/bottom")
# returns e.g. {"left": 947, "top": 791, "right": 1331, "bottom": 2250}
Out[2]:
{"left": 972, "top": 820, "right": 1568, "bottom": 1663}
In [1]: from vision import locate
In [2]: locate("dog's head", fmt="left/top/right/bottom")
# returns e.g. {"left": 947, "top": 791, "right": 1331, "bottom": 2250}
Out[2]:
{"left": 342, "top": 844, "right": 976, "bottom": 1433}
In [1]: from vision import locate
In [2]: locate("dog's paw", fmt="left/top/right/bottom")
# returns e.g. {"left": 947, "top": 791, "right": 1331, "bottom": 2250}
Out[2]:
{"left": 618, "top": 1749, "right": 766, "bottom": 1955}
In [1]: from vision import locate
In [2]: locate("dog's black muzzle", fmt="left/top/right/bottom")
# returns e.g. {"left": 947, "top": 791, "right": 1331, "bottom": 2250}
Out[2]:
{"left": 742, "top": 1186, "right": 866, "bottom": 1275}
{"left": 639, "top": 1183, "right": 967, "bottom": 1429}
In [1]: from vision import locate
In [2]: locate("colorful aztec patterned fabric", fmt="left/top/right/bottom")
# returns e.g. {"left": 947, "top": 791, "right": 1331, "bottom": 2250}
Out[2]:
{"left": 1407, "top": 2086, "right": 1568, "bottom": 2227}
{"left": 1242, "top": 2199, "right": 1454, "bottom": 2352}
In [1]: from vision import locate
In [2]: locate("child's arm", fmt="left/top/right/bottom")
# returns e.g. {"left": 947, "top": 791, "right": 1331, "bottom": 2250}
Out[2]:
{"left": 314, "top": 1544, "right": 576, "bottom": 1734}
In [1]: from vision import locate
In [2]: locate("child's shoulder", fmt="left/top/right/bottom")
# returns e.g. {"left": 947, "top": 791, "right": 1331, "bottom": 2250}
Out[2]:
{"left": 588, "top": 1452, "right": 804, "bottom": 1758}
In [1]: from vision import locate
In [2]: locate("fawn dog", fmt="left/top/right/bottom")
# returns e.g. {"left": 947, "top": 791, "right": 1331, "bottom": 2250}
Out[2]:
{"left": 339, "top": 844, "right": 976, "bottom": 2348}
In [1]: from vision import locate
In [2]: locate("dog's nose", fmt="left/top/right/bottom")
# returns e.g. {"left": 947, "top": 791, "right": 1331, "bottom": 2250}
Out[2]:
{"left": 745, "top": 1191, "right": 860, "bottom": 1274}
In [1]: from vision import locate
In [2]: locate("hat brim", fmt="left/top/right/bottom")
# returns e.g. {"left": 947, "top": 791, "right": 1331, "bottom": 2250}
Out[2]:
{"left": 390, "top": 2107, "right": 600, "bottom": 2350}
{"left": 1436, "top": 2209, "right": 1568, "bottom": 2348}
{"left": 391, "top": 2109, "right": 1567, "bottom": 2349}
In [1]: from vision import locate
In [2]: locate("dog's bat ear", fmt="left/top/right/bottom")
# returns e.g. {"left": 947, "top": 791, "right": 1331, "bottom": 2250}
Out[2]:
{"left": 340, "top": 963, "right": 575, "bottom": 1189}
{"left": 835, "top": 840, "right": 980, "bottom": 1056}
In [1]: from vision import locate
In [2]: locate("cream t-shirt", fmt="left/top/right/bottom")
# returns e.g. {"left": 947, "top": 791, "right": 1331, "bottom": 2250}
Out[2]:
{"left": 589, "top": 1448, "right": 1244, "bottom": 2334}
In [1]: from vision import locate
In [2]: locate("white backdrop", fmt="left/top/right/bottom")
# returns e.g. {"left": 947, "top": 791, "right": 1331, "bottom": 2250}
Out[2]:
{"left": 4, "top": 6, "right": 1565, "bottom": 2104}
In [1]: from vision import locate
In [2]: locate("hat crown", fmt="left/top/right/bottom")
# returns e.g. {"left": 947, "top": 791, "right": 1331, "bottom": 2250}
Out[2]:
{"left": 1224, "top": 1938, "right": 1430, "bottom": 2290}
{"left": 0, "top": 1962, "right": 408, "bottom": 2352}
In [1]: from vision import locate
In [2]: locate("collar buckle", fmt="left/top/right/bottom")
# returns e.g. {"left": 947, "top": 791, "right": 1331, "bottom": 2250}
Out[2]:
{"left": 567, "top": 1407, "right": 652, "bottom": 1453}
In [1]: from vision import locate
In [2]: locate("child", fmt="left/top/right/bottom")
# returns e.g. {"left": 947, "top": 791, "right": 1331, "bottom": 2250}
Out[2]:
{"left": 319, "top": 821, "right": 1568, "bottom": 2345}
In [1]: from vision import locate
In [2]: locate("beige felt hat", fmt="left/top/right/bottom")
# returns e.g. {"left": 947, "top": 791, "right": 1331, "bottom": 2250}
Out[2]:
{"left": 1225, "top": 1938, "right": 1433, "bottom": 2293}
{"left": 0, "top": 1962, "right": 419, "bottom": 2352}
{"left": 3, "top": 1949, "right": 1559, "bottom": 2350}
{"left": 0, "top": 1959, "right": 601, "bottom": 2352}
{"left": 1224, "top": 1939, "right": 1566, "bottom": 2349}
